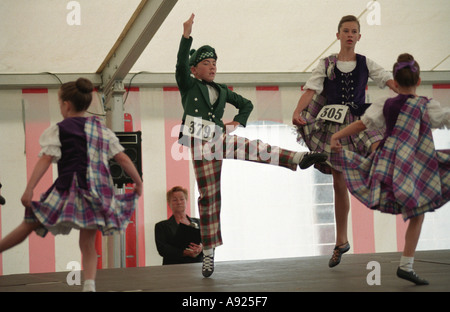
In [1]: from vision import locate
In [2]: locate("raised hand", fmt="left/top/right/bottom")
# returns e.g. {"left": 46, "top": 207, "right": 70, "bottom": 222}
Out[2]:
{"left": 183, "top": 13, "right": 195, "bottom": 39}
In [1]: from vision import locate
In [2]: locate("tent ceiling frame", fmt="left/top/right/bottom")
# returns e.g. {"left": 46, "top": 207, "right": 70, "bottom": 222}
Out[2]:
{"left": 97, "top": 0, "right": 177, "bottom": 131}
{"left": 99, "top": 0, "right": 177, "bottom": 95}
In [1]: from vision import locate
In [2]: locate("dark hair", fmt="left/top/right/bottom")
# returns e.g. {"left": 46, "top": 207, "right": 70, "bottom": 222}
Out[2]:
{"left": 59, "top": 78, "right": 94, "bottom": 112}
{"left": 338, "top": 15, "right": 360, "bottom": 32}
{"left": 393, "top": 53, "right": 420, "bottom": 87}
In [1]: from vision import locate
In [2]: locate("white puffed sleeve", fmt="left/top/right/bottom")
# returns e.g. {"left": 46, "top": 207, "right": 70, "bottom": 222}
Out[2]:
{"left": 427, "top": 99, "right": 450, "bottom": 129}
{"left": 367, "top": 58, "right": 393, "bottom": 89}
{"left": 105, "top": 128, "right": 125, "bottom": 159}
{"left": 303, "top": 59, "right": 327, "bottom": 94}
{"left": 38, "top": 124, "right": 61, "bottom": 162}
{"left": 361, "top": 96, "right": 388, "bottom": 130}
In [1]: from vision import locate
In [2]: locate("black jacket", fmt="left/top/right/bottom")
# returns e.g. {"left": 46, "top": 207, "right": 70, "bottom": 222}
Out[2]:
{"left": 154, "top": 215, "right": 203, "bottom": 265}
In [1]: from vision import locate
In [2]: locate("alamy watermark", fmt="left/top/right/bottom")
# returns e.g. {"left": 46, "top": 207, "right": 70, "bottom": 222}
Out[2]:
{"left": 66, "top": 260, "right": 81, "bottom": 286}
{"left": 173, "top": 124, "right": 282, "bottom": 165}
{"left": 66, "top": 1, "right": 381, "bottom": 27}
{"left": 366, "top": 1, "right": 381, "bottom": 26}
{"left": 366, "top": 261, "right": 381, "bottom": 285}
{"left": 66, "top": 1, "right": 81, "bottom": 26}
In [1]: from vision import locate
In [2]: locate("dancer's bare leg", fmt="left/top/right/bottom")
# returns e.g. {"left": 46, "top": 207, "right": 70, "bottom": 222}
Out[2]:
{"left": 0, "top": 221, "right": 39, "bottom": 253}
{"left": 79, "top": 229, "right": 98, "bottom": 291}
{"left": 328, "top": 169, "right": 351, "bottom": 267}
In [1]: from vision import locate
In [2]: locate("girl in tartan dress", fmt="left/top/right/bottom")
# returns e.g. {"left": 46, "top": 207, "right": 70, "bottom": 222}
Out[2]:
{"left": 0, "top": 78, "right": 143, "bottom": 291}
{"left": 292, "top": 15, "right": 397, "bottom": 268}
{"left": 330, "top": 54, "right": 450, "bottom": 285}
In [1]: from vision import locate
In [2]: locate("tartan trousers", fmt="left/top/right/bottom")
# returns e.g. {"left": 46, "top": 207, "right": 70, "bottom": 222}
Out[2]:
{"left": 190, "top": 134, "right": 298, "bottom": 250}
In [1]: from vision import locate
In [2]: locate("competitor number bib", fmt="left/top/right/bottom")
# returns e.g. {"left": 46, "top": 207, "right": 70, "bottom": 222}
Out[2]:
{"left": 317, "top": 104, "right": 349, "bottom": 124}
{"left": 182, "top": 115, "right": 216, "bottom": 141}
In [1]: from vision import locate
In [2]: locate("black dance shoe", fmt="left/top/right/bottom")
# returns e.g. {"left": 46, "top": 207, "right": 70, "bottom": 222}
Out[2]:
{"left": 328, "top": 242, "right": 350, "bottom": 268}
{"left": 299, "top": 152, "right": 328, "bottom": 169}
{"left": 202, "top": 253, "right": 214, "bottom": 278}
{"left": 396, "top": 267, "right": 429, "bottom": 285}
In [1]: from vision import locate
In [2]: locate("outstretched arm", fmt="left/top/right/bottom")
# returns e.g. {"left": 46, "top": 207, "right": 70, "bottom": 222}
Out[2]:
{"left": 386, "top": 79, "right": 399, "bottom": 94}
{"left": 292, "top": 89, "right": 315, "bottom": 126}
{"left": 225, "top": 88, "right": 254, "bottom": 132}
{"left": 21, "top": 154, "right": 53, "bottom": 207}
{"left": 330, "top": 120, "right": 367, "bottom": 151}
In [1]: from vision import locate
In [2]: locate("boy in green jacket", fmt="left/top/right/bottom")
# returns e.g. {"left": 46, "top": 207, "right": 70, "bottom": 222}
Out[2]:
{"left": 176, "top": 14, "right": 326, "bottom": 277}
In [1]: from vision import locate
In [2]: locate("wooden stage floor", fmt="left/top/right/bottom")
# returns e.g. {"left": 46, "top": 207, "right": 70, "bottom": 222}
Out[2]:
{"left": 0, "top": 250, "right": 449, "bottom": 293}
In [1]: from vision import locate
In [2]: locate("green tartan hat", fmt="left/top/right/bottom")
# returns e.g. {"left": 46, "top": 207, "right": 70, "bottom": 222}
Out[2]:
{"left": 189, "top": 45, "right": 217, "bottom": 67}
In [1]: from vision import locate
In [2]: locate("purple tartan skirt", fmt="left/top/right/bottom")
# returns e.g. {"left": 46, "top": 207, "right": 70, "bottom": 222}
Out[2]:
{"left": 25, "top": 173, "right": 137, "bottom": 237}
{"left": 296, "top": 93, "right": 384, "bottom": 174}
{"left": 340, "top": 148, "right": 450, "bottom": 220}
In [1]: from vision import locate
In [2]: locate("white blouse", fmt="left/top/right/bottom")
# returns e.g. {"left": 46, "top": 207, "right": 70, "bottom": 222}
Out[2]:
{"left": 361, "top": 96, "right": 450, "bottom": 131}
{"left": 38, "top": 124, "right": 124, "bottom": 162}
{"left": 304, "top": 54, "right": 393, "bottom": 93}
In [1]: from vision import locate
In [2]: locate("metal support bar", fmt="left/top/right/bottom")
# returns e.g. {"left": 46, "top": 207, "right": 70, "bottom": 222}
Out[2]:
{"left": 106, "top": 80, "right": 126, "bottom": 131}
{"left": 99, "top": 0, "right": 178, "bottom": 104}
{"left": 98, "top": 0, "right": 177, "bottom": 270}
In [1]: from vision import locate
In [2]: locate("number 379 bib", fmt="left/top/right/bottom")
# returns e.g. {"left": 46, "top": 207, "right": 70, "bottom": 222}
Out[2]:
{"left": 317, "top": 104, "right": 349, "bottom": 124}
{"left": 182, "top": 115, "right": 216, "bottom": 141}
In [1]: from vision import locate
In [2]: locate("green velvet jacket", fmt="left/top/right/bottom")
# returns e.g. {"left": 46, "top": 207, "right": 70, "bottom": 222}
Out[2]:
{"left": 175, "top": 36, "right": 253, "bottom": 146}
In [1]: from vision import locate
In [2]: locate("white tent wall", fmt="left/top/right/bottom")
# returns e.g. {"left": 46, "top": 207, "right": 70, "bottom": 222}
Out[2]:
{"left": 0, "top": 0, "right": 142, "bottom": 73}
{"left": 0, "top": 0, "right": 449, "bottom": 73}
{"left": 0, "top": 0, "right": 449, "bottom": 275}
{"left": 136, "top": 0, "right": 450, "bottom": 73}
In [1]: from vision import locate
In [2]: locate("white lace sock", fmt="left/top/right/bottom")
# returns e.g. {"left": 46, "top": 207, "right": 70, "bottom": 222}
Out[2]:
{"left": 203, "top": 248, "right": 214, "bottom": 256}
{"left": 292, "top": 152, "right": 305, "bottom": 164}
{"left": 399, "top": 256, "right": 414, "bottom": 272}
{"left": 82, "top": 279, "right": 96, "bottom": 292}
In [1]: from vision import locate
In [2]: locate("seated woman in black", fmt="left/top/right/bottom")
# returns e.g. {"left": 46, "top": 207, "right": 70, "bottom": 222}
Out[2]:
{"left": 155, "top": 186, "right": 203, "bottom": 265}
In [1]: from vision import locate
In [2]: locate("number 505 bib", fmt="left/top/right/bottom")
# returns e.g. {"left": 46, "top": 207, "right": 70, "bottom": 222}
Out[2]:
{"left": 182, "top": 115, "right": 216, "bottom": 141}
{"left": 317, "top": 104, "right": 349, "bottom": 124}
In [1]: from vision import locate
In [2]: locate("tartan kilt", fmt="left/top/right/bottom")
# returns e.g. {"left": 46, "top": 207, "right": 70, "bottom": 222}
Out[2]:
{"left": 25, "top": 174, "right": 137, "bottom": 237}
{"left": 191, "top": 133, "right": 298, "bottom": 249}
{"left": 339, "top": 97, "right": 450, "bottom": 220}
{"left": 25, "top": 116, "right": 138, "bottom": 237}
{"left": 296, "top": 93, "right": 384, "bottom": 174}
